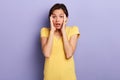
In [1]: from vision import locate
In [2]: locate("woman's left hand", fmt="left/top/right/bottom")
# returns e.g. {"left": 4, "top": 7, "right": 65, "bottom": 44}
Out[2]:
{"left": 61, "top": 14, "right": 67, "bottom": 32}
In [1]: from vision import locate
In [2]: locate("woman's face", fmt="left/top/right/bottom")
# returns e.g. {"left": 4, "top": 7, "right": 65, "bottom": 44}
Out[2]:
{"left": 51, "top": 9, "right": 67, "bottom": 30}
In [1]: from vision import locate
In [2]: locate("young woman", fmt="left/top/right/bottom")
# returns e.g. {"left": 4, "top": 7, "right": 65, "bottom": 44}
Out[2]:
{"left": 40, "top": 3, "right": 80, "bottom": 80}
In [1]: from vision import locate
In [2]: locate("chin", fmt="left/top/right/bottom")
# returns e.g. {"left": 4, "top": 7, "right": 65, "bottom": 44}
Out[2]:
{"left": 56, "top": 28, "right": 61, "bottom": 30}
{"left": 55, "top": 26, "right": 61, "bottom": 30}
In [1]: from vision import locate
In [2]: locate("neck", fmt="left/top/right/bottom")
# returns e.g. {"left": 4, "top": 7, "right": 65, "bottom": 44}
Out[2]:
{"left": 55, "top": 29, "right": 61, "bottom": 33}
{"left": 54, "top": 29, "right": 62, "bottom": 36}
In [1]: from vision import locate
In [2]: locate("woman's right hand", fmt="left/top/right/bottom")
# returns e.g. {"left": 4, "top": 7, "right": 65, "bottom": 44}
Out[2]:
{"left": 50, "top": 16, "right": 56, "bottom": 32}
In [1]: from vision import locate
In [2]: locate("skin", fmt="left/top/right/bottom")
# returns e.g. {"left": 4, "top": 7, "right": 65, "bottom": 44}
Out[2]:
{"left": 41, "top": 9, "right": 79, "bottom": 59}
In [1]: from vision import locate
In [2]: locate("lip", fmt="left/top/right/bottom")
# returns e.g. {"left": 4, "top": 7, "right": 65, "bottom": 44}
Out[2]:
{"left": 55, "top": 23, "right": 60, "bottom": 26}
{"left": 54, "top": 23, "right": 61, "bottom": 28}
{"left": 56, "top": 23, "right": 60, "bottom": 25}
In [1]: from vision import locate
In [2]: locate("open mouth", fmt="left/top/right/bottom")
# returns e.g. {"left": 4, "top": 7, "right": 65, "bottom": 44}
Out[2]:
{"left": 55, "top": 23, "right": 61, "bottom": 27}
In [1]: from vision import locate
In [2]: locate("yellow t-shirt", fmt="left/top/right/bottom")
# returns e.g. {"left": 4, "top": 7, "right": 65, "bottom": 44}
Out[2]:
{"left": 40, "top": 26, "right": 80, "bottom": 80}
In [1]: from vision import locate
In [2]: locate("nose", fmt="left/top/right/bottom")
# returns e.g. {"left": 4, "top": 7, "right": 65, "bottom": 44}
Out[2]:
{"left": 56, "top": 17, "right": 60, "bottom": 22}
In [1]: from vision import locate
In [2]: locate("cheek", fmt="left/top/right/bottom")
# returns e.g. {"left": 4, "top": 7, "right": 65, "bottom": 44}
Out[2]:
{"left": 60, "top": 19, "right": 64, "bottom": 23}
{"left": 52, "top": 20, "right": 56, "bottom": 24}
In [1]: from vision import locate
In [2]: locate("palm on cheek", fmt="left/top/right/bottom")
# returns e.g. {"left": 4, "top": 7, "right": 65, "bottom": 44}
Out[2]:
{"left": 50, "top": 16, "right": 56, "bottom": 31}
{"left": 61, "top": 14, "right": 67, "bottom": 32}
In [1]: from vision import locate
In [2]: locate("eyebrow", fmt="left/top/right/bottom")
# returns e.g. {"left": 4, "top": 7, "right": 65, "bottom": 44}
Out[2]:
{"left": 52, "top": 13, "right": 64, "bottom": 16}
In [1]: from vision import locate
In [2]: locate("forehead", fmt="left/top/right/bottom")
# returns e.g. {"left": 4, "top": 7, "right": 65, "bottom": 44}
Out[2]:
{"left": 52, "top": 9, "right": 64, "bottom": 15}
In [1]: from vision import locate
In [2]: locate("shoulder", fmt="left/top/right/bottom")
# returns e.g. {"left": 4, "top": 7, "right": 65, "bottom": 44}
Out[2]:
{"left": 41, "top": 27, "right": 50, "bottom": 32}
{"left": 71, "top": 26, "right": 79, "bottom": 30}
{"left": 66, "top": 26, "right": 80, "bottom": 38}
{"left": 40, "top": 27, "right": 50, "bottom": 37}
{"left": 66, "top": 26, "right": 79, "bottom": 31}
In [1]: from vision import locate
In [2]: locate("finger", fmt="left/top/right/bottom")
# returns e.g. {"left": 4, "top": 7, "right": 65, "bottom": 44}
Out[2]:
{"left": 64, "top": 14, "right": 67, "bottom": 24}
{"left": 50, "top": 16, "right": 53, "bottom": 25}
{"left": 63, "top": 14, "right": 67, "bottom": 25}
{"left": 50, "top": 16, "right": 52, "bottom": 23}
{"left": 63, "top": 14, "right": 65, "bottom": 22}
{"left": 50, "top": 16, "right": 55, "bottom": 30}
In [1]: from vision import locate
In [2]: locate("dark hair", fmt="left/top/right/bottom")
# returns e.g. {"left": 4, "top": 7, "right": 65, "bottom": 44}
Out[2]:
{"left": 49, "top": 3, "right": 68, "bottom": 17}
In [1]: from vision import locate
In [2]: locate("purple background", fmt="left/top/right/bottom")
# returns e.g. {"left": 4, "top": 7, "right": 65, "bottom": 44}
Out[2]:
{"left": 0, "top": 0, "right": 120, "bottom": 80}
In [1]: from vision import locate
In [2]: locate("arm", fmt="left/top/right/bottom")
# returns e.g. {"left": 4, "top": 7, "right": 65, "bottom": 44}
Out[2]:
{"left": 41, "top": 30, "right": 54, "bottom": 58}
{"left": 41, "top": 16, "right": 56, "bottom": 58}
{"left": 62, "top": 29, "right": 79, "bottom": 59}
{"left": 61, "top": 15, "right": 79, "bottom": 59}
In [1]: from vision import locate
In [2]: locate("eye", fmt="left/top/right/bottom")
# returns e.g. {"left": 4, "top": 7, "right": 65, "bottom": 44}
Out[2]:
{"left": 60, "top": 16, "right": 64, "bottom": 18}
{"left": 52, "top": 16, "right": 56, "bottom": 18}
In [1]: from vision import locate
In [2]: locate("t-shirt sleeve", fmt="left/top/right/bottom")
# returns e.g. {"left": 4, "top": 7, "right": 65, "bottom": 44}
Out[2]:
{"left": 70, "top": 26, "right": 80, "bottom": 38}
{"left": 40, "top": 27, "right": 49, "bottom": 37}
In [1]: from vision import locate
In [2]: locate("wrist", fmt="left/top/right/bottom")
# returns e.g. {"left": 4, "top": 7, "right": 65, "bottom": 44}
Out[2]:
{"left": 61, "top": 27, "right": 65, "bottom": 33}
{"left": 50, "top": 29, "right": 55, "bottom": 34}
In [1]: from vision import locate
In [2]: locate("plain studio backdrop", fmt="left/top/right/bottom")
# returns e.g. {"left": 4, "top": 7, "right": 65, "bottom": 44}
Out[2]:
{"left": 0, "top": 0, "right": 120, "bottom": 80}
